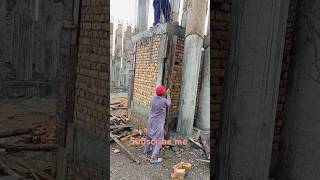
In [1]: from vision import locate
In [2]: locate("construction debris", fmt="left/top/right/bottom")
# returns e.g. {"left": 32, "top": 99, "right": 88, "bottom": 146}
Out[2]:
{"left": 188, "top": 137, "right": 204, "bottom": 149}
{"left": 110, "top": 97, "right": 128, "bottom": 110}
{"left": 109, "top": 101, "right": 143, "bottom": 143}
{"left": 0, "top": 127, "right": 56, "bottom": 153}
{"left": 110, "top": 132, "right": 140, "bottom": 164}
{"left": 0, "top": 143, "right": 57, "bottom": 152}
{"left": 113, "top": 149, "right": 120, "bottom": 153}
{"left": 188, "top": 128, "right": 210, "bottom": 160}
{"left": 120, "top": 130, "right": 140, "bottom": 142}
{"left": 195, "top": 159, "right": 210, "bottom": 163}
{"left": 0, "top": 154, "right": 56, "bottom": 180}
{"left": 0, "top": 156, "right": 22, "bottom": 179}
{"left": 171, "top": 162, "right": 192, "bottom": 180}
{"left": 0, "top": 128, "right": 32, "bottom": 138}
{"left": 200, "top": 131, "right": 210, "bottom": 159}
{"left": 16, "top": 158, "right": 55, "bottom": 180}
{"left": 32, "top": 120, "right": 56, "bottom": 144}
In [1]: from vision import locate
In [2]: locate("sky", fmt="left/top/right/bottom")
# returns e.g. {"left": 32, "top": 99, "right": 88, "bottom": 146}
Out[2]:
{"left": 110, "top": 0, "right": 210, "bottom": 57}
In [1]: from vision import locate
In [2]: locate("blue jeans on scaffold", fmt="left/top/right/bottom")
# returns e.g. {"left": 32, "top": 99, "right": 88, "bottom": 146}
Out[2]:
{"left": 153, "top": 0, "right": 171, "bottom": 25}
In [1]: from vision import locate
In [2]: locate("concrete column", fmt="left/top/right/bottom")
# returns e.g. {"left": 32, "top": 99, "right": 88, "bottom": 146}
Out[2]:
{"left": 170, "top": 0, "right": 180, "bottom": 24}
{"left": 34, "top": 0, "right": 39, "bottom": 21}
{"left": 177, "top": 0, "right": 208, "bottom": 136}
{"left": 214, "top": 0, "right": 290, "bottom": 179}
{"left": 196, "top": 18, "right": 210, "bottom": 131}
{"left": 277, "top": 1, "right": 320, "bottom": 180}
{"left": 181, "top": 0, "right": 188, "bottom": 27}
{"left": 137, "top": 0, "right": 149, "bottom": 32}
{"left": 110, "top": 22, "right": 113, "bottom": 56}
{"left": 116, "top": 59, "right": 121, "bottom": 88}
{"left": 115, "top": 23, "right": 123, "bottom": 59}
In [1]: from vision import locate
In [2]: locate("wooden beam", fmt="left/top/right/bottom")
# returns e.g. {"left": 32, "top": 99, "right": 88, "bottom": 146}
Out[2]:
{"left": 0, "top": 143, "right": 57, "bottom": 152}
{"left": 110, "top": 133, "right": 140, "bottom": 164}
{"left": 0, "top": 128, "right": 32, "bottom": 138}
{"left": 16, "top": 158, "right": 55, "bottom": 180}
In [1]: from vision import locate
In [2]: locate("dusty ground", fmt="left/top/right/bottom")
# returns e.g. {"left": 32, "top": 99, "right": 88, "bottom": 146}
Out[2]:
{"left": 110, "top": 92, "right": 210, "bottom": 180}
{"left": 0, "top": 98, "right": 57, "bottom": 179}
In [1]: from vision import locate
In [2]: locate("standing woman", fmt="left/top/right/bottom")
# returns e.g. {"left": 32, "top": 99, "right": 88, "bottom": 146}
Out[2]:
{"left": 144, "top": 85, "right": 171, "bottom": 163}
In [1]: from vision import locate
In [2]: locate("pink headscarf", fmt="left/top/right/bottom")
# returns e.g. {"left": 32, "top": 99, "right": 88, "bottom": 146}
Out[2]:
{"left": 155, "top": 85, "right": 166, "bottom": 96}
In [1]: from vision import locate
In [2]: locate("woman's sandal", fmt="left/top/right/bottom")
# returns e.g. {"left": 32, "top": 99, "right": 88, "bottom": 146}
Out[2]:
{"left": 150, "top": 158, "right": 163, "bottom": 164}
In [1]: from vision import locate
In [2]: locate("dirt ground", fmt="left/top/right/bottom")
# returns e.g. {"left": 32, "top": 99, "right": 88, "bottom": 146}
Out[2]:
{"left": 0, "top": 95, "right": 210, "bottom": 179}
{"left": 0, "top": 98, "right": 57, "bottom": 179}
{"left": 110, "top": 92, "right": 210, "bottom": 180}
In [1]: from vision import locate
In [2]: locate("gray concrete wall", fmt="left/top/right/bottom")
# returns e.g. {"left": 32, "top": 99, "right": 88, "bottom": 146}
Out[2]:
{"left": 277, "top": 0, "right": 320, "bottom": 179}
{"left": 214, "top": 0, "right": 290, "bottom": 179}
{"left": 67, "top": 127, "right": 109, "bottom": 179}
{"left": 132, "top": 100, "right": 151, "bottom": 123}
{"left": 0, "top": 0, "right": 63, "bottom": 98}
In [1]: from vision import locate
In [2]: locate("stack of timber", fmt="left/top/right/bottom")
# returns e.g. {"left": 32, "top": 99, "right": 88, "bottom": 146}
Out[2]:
{"left": 0, "top": 154, "right": 55, "bottom": 179}
{"left": 0, "top": 128, "right": 57, "bottom": 152}
{"left": 110, "top": 97, "right": 128, "bottom": 110}
{"left": 32, "top": 120, "right": 56, "bottom": 144}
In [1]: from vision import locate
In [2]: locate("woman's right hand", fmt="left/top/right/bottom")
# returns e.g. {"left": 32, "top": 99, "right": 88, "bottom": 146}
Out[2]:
{"left": 166, "top": 89, "right": 170, "bottom": 95}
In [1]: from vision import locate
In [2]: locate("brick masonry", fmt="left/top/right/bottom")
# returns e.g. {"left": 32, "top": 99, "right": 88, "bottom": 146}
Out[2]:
{"left": 0, "top": 0, "right": 63, "bottom": 98}
{"left": 131, "top": 29, "right": 188, "bottom": 130}
{"left": 212, "top": 0, "right": 297, "bottom": 153}
{"left": 212, "top": 0, "right": 231, "bottom": 148}
{"left": 170, "top": 37, "right": 185, "bottom": 112}
{"left": 62, "top": 0, "right": 109, "bottom": 179}
{"left": 73, "top": 0, "right": 108, "bottom": 139}
{"left": 133, "top": 35, "right": 161, "bottom": 107}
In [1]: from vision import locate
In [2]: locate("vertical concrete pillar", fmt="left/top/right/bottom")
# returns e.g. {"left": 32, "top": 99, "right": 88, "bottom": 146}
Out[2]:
{"left": 110, "top": 22, "right": 114, "bottom": 57}
{"left": 110, "top": 22, "right": 114, "bottom": 87}
{"left": 177, "top": 0, "right": 208, "bottom": 136}
{"left": 277, "top": 1, "right": 320, "bottom": 180}
{"left": 115, "top": 23, "right": 123, "bottom": 58}
{"left": 34, "top": 0, "right": 39, "bottom": 21}
{"left": 196, "top": 18, "right": 210, "bottom": 130}
{"left": 181, "top": 0, "right": 188, "bottom": 27}
{"left": 137, "top": 0, "right": 149, "bottom": 32}
{"left": 115, "top": 59, "right": 121, "bottom": 88}
{"left": 170, "top": 0, "right": 180, "bottom": 24}
{"left": 214, "top": 0, "right": 290, "bottom": 179}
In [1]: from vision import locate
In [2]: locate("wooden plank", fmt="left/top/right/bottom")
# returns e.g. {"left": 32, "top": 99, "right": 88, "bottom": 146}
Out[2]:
{"left": 0, "top": 128, "right": 32, "bottom": 138}
{"left": 195, "top": 159, "right": 210, "bottom": 163}
{"left": 188, "top": 138, "right": 204, "bottom": 149}
{"left": 16, "top": 158, "right": 55, "bottom": 180}
{"left": 0, "top": 143, "right": 57, "bottom": 152}
{"left": 110, "top": 133, "right": 140, "bottom": 164}
{"left": 0, "top": 156, "right": 22, "bottom": 179}
{"left": 110, "top": 124, "right": 132, "bottom": 130}
{"left": 120, "top": 131, "right": 140, "bottom": 141}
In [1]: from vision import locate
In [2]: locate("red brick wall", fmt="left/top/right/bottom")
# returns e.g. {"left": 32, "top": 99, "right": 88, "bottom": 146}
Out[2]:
{"left": 212, "top": 0, "right": 231, "bottom": 145}
{"left": 58, "top": 0, "right": 109, "bottom": 179}
{"left": 212, "top": 0, "right": 297, "bottom": 151}
{"left": 133, "top": 35, "right": 161, "bottom": 106}
{"left": 74, "top": 0, "right": 108, "bottom": 138}
{"left": 171, "top": 37, "right": 185, "bottom": 111}
{"left": 273, "top": 0, "right": 297, "bottom": 151}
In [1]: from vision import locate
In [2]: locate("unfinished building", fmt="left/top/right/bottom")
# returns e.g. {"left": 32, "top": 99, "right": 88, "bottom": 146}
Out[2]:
{"left": 129, "top": 24, "right": 186, "bottom": 130}
{"left": 128, "top": 0, "right": 210, "bottom": 134}
{"left": 110, "top": 22, "right": 134, "bottom": 91}
{"left": 213, "top": 0, "right": 320, "bottom": 179}
{"left": 0, "top": 0, "right": 63, "bottom": 98}
{"left": 56, "top": 0, "right": 109, "bottom": 179}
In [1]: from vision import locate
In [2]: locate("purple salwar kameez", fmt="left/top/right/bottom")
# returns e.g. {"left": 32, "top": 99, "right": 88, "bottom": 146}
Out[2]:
{"left": 144, "top": 95, "right": 171, "bottom": 160}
